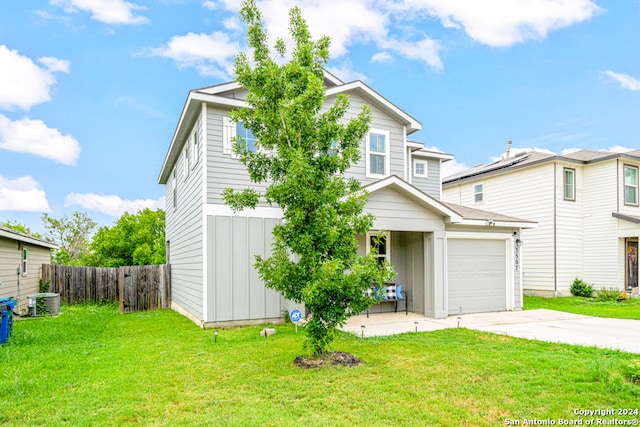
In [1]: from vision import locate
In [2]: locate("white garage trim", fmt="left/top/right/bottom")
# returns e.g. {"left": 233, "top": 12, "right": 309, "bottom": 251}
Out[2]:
{"left": 446, "top": 232, "right": 515, "bottom": 313}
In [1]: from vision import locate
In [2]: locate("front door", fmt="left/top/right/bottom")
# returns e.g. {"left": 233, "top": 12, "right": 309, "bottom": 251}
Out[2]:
{"left": 626, "top": 238, "right": 638, "bottom": 290}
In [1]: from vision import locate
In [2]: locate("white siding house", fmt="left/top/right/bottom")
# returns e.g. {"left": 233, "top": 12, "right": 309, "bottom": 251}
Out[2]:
{"left": 443, "top": 149, "right": 640, "bottom": 296}
{"left": 159, "top": 71, "right": 535, "bottom": 327}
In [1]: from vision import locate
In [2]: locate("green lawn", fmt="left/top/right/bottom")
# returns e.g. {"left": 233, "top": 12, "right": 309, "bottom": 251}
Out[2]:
{"left": 524, "top": 294, "right": 640, "bottom": 320}
{"left": 1, "top": 304, "right": 639, "bottom": 426}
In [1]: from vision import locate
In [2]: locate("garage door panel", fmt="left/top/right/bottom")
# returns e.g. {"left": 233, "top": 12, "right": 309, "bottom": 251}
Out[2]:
{"left": 448, "top": 239, "right": 506, "bottom": 315}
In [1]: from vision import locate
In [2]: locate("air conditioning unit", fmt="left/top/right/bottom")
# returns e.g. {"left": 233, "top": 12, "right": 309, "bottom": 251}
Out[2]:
{"left": 27, "top": 293, "right": 60, "bottom": 317}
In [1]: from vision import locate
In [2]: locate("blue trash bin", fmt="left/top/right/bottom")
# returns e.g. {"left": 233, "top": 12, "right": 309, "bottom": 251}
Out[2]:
{"left": 0, "top": 297, "right": 16, "bottom": 345}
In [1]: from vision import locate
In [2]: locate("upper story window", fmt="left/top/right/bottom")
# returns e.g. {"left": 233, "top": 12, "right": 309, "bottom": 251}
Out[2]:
{"left": 172, "top": 169, "right": 177, "bottom": 209}
{"left": 474, "top": 183, "right": 484, "bottom": 203}
{"left": 183, "top": 144, "right": 190, "bottom": 179}
{"left": 192, "top": 129, "right": 199, "bottom": 166}
{"left": 413, "top": 160, "right": 427, "bottom": 177}
{"left": 223, "top": 117, "right": 257, "bottom": 156}
{"left": 366, "top": 130, "right": 390, "bottom": 179}
{"left": 564, "top": 168, "right": 575, "bottom": 201}
{"left": 624, "top": 164, "right": 638, "bottom": 206}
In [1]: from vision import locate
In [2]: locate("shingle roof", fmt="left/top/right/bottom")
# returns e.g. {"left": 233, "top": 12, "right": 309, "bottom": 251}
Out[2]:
{"left": 0, "top": 226, "right": 58, "bottom": 249}
{"left": 441, "top": 202, "right": 536, "bottom": 224}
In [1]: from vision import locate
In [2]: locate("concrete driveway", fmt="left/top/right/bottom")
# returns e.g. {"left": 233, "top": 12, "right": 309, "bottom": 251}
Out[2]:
{"left": 342, "top": 309, "right": 640, "bottom": 354}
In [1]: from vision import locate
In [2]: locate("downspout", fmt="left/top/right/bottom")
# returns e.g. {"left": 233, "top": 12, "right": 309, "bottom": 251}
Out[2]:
{"left": 17, "top": 243, "right": 21, "bottom": 313}
{"left": 617, "top": 159, "right": 620, "bottom": 213}
{"left": 554, "top": 164, "right": 557, "bottom": 294}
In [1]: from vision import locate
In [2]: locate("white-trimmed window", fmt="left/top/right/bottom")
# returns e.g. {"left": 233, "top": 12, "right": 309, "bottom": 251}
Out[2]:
{"left": 564, "top": 168, "right": 575, "bottom": 201}
{"left": 223, "top": 117, "right": 257, "bottom": 156}
{"left": 366, "top": 130, "right": 390, "bottom": 178}
{"left": 183, "top": 144, "right": 190, "bottom": 179}
{"left": 413, "top": 159, "right": 427, "bottom": 177}
{"left": 192, "top": 129, "right": 199, "bottom": 166}
{"left": 22, "top": 248, "right": 27, "bottom": 275}
{"left": 367, "top": 231, "right": 390, "bottom": 266}
{"left": 474, "top": 183, "right": 484, "bottom": 203}
{"left": 625, "top": 165, "right": 638, "bottom": 206}
{"left": 172, "top": 169, "right": 177, "bottom": 209}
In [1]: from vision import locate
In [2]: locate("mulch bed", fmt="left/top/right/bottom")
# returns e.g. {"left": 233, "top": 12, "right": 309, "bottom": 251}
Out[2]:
{"left": 294, "top": 351, "right": 362, "bottom": 368}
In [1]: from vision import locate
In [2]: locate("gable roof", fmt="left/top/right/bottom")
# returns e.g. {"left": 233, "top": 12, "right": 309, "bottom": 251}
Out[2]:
{"left": 158, "top": 70, "right": 421, "bottom": 184}
{"left": 443, "top": 149, "right": 640, "bottom": 186}
{"left": 0, "top": 226, "right": 58, "bottom": 249}
{"left": 364, "top": 175, "right": 535, "bottom": 228}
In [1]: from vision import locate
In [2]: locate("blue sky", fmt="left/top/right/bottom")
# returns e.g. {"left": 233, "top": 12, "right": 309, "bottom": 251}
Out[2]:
{"left": 1, "top": 0, "right": 639, "bottom": 234}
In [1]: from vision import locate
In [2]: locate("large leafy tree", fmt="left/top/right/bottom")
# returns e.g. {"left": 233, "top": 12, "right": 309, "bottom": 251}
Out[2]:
{"left": 224, "top": 0, "right": 394, "bottom": 355}
{"left": 42, "top": 211, "right": 97, "bottom": 265}
{"left": 89, "top": 208, "right": 165, "bottom": 267}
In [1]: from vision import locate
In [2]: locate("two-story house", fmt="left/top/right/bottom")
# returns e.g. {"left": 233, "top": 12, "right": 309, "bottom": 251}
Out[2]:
{"left": 158, "top": 71, "right": 535, "bottom": 327}
{"left": 442, "top": 149, "right": 640, "bottom": 296}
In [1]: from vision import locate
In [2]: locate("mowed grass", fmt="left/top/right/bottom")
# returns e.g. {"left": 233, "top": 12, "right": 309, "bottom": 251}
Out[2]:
{"left": 1, "top": 304, "right": 639, "bottom": 426}
{"left": 524, "top": 294, "right": 640, "bottom": 320}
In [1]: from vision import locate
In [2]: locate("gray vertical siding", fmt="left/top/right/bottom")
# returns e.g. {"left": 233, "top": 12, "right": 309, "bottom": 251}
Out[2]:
{"left": 207, "top": 215, "right": 282, "bottom": 322}
{"left": 166, "top": 114, "right": 204, "bottom": 320}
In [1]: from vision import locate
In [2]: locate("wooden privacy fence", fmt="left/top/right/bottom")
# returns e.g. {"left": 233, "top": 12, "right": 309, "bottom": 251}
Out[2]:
{"left": 41, "top": 264, "right": 171, "bottom": 314}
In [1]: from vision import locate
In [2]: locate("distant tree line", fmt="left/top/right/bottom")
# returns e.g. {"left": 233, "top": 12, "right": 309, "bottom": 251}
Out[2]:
{"left": 1, "top": 208, "right": 165, "bottom": 267}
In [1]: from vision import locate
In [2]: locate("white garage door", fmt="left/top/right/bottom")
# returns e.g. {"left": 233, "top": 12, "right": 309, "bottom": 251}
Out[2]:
{"left": 447, "top": 238, "right": 506, "bottom": 315}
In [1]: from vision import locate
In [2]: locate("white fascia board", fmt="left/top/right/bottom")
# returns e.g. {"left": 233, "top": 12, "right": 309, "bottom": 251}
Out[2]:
{"left": 159, "top": 92, "right": 248, "bottom": 184}
{"left": 0, "top": 229, "right": 58, "bottom": 249}
{"left": 325, "top": 82, "right": 421, "bottom": 134}
{"left": 365, "top": 176, "right": 463, "bottom": 223}
{"left": 411, "top": 150, "right": 454, "bottom": 161}
{"left": 195, "top": 81, "right": 242, "bottom": 95}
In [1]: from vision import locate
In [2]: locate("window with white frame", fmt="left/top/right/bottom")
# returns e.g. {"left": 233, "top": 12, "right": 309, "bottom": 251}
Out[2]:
{"left": 183, "top": 144, "right": 189, "bottom": 179}
{"left": 192, "top": 129, "right": 199, "bottom": 166}
{"left": 474, "top": 183, "right": 484, "bottom": 203}
{"left": 366, "top": 130, "right": 390, "bottom": 178}
{"left": 223, "top": 117, "right": 257, "bottom": 156}
{"left": 625, "top": 165, "right": 638, "bottom": 206}
{"left": 564, "top": 168, "right": 575, "bottom": 201}
{"left": 413, "top": 159, "right": 427, "bottom": 177}
{"left": 172, "top": 169, "right": 177, "bottom": 209}
{"left": 367, "top": 231, "right": 389, "bottom": 266}
{"left": 22, "top": 247, "right": 27, "bottom": 275}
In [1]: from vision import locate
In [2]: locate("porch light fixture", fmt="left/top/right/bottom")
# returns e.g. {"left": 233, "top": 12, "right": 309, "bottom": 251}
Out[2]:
{"left": 486, "top": 220, "right": 495, "bottom": 226}
{"left": 516, "top": 239, "right": 524, "bottom": 247}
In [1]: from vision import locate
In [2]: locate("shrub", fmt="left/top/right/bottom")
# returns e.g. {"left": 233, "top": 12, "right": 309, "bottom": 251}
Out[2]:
{"left": 595, "top": 287, "right": 622, "bottom": 301}
{"left": 570, "top": 278, "right": 593, "bottom": 297}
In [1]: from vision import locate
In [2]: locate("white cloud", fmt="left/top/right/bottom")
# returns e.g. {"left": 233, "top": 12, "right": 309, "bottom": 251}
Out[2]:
{"left": 51, "top": 0, "right": 149, "bottom": 25}
{"left": 65, "top": 193, "right": 165, "bottom": 216}
{"left": 399, "top": 0, "right": 601, "bottom": 47}
{"left": 0, "top": 45, "right": 70, "bottom": 111}
{"left": 0, "top": 115, "right": 81, "bottom": 166}
{"left": 151, "top": 32, "right": 241, "bottom": 78}
{"left": 371, "top": 52, "right": 393, "bottom": 63}
{"left": 604, "top": 70, "right": 640, "bottom": 91}
{"left": 442, "top": 159, "right": 470, "bottom": 179}
{"left": 0, "top": 175, "right": 51, "bottom": 212}
{"left": 327, "top": 62, "right": 369, "bottom": 83}
{"left": 380, "top": 37, "right": 443, "bottom": 70}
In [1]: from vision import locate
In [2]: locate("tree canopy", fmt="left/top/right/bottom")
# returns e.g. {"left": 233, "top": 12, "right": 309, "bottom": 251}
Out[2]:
{"left": 224, "top": 0, "right": 394, "bottom": 355}
{"left": 42, "top": 211, "right": 97, "bottom": 265}
{"left": 89, "top": 208, "right": 165, "bottom": 268}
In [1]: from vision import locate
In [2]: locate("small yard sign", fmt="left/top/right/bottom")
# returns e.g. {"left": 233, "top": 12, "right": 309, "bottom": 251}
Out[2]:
{"left": 290, "top": 309, "right": 302, "bottom": 333}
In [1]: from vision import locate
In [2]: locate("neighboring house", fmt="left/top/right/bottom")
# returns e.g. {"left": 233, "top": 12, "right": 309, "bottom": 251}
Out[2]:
{"left": 0, "top": 226, "right": 57, "bottom": 313}
{"left": 158, "top": 71, "right": 535, "bottom": 327}
{"left": 442, "top": 149, "right": 640, "bottom": 296}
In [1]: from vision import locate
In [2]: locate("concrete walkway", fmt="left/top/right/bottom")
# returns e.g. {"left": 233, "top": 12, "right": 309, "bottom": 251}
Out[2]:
{"left": 342, "top": 309, "right": 640, "bottom": 354}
